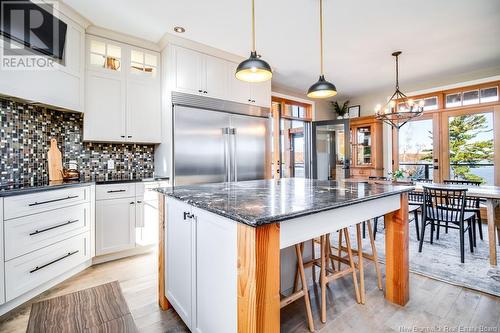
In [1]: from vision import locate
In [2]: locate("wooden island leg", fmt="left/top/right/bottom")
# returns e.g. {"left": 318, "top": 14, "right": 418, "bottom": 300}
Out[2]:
{"left": 237, "top": 223, "right": 280, "bottom": 333}
{"left": 485, "top": 199, "right": 499, "bottom": 266}
{"left": 158, "top": 194, "right": 171, "bottom": 310}
{"left": 384, "top": 193, "right": 409, "bottom": 306}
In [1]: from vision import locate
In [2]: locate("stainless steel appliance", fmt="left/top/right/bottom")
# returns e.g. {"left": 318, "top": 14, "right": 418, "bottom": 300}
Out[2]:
{"left": 172, "top": 93, "right": 270, "bottom": 186}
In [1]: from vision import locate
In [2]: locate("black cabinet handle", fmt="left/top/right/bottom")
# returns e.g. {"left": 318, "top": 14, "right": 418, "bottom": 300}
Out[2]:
{"left": 198, "top": 89, "right": 203, "bottom": 93}
{"left": 203, "top": 91, "right": 207, "bottom": 94}
{"left": 29, "top": 195, "right": 79, "bottom": 207}
{"left": 183, "top": 212, "right": 195, "bottom": 220}
{"left": 107, "top": 189, "right": 126, "bottom": 193}
{"left": 29, "top": 219, "right": 79, "bottom": 236}
{"left": 130, "top": 201, "right": 135, "bottom": 205}
{"left": 248, "top": 99, "right": 251, "bottom": 102}
{"left": 30, "top": 250, "right": 79, "bottom": 274}
{"left": 137, "top": 200, "right": 142, "bottom": 204}
{"left": 127, "top": 135, "right": 132, "bottom": 138}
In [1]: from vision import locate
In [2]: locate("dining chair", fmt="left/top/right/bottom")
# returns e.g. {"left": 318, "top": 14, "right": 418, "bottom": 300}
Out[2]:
{"left": 418, "top": 186, "right": 475, "bottom": 263}
{"left": 443, "top": 179, "right": 483, "bottom": 245}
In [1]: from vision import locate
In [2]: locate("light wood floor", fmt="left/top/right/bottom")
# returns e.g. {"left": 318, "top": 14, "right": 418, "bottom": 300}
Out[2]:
{"left": 0, "top": 250, "right": 499, "bottom": 333}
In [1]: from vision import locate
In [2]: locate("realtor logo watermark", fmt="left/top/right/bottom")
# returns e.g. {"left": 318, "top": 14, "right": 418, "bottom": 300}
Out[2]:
{"left": 0, "top": 0, "right": 61, "bottom": 70}
{"left": 399, "top": 325, "right": 499, "bottom": 332}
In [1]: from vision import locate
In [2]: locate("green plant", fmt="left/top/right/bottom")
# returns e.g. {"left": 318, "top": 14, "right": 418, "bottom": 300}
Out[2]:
{"left": 389, "top": 169, "right": 406, "bottom": 180}
{"left": 331, "top": 100, "right": 349, "bottom": 117}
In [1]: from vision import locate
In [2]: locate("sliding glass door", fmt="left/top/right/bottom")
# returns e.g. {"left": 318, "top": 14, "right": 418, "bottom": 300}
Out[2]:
{"left": 398, "top": 118, "right": 434, "bottom": 181}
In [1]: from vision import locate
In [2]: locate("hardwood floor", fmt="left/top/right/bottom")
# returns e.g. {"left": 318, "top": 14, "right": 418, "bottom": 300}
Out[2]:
{"left": 0, "top": 250, "right": 499, "bottom": 332}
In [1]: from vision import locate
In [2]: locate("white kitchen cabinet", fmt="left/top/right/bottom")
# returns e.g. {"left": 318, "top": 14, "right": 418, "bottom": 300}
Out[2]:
{"left": 84, "top": 36, "right": 161, "bottom": 143}
{"left": 0, "top": 199, "right": 5, "bottom": 306}
{"left": 204, "top": 55, "right": 228, "bottom": 100}
{"left": 84, "top": 71, "right": 126, "bottom": 142}
{"left": 173, "top": 46, "right": 204, "bottom": 95}
{"left": 166, "top": 198, "right": 194, "bottom": 328}
{"left": 226, "top": 61, "right": 271, "bottom": 107}
{"left": 95, "top": 198, "right": 136, "bottom": 255}
{"left": 0, "top": 10, "right": 85, "bottom": 112}
{"left": 136, "top": 200, "right": 158, "bottom": 247}
{"left": 251, "top": 80, "right": 272, "bottom": 107}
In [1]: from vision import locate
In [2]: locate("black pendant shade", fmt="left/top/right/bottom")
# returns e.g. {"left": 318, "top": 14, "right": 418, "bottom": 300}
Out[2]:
{"left": 235, "top": 51, "right": 273, "bottom": 83}
{"left": 307, "top": 75, "right": 337, "bottom": 98}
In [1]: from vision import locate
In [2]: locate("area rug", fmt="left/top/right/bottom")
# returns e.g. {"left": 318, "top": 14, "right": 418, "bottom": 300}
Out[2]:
{"left": 27, "top": 281, "right": 137, "bottom": 333}
{"left": 355, "top": 217, "right": 500, "bottom": 297}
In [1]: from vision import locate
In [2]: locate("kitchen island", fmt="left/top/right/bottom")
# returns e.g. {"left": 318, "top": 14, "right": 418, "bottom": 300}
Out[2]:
{"left": 155, "top": 178, "right": 413, "bottom": 333}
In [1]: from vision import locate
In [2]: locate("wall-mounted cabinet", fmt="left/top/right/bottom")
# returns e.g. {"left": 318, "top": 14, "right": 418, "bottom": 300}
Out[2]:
{"left": 84, "top": 36, "right": 161, "bottom": 143}
{"left": 167, "top": 45, "right": 271, "bottom": 108}
{"left": 0, "top": 10, "right": 85, "bottom": 112}
{"left": 350, "top": 116, "right": 384, "bottom": 178}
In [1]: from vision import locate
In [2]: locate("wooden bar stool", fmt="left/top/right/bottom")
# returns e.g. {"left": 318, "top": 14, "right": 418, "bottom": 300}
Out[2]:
{"left": 320, "top": 229, "right": 361, "bottom": 323}
{"left": 281, "top": 243, "right": 315, "bottom": 332}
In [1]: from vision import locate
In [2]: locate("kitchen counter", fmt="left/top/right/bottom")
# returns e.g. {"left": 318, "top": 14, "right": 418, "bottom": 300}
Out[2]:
{"left": 154, "top": 178, "right": 413, "bottom": 226}
{"left": 0, "top": 176, "right": 169, "bottom": 197}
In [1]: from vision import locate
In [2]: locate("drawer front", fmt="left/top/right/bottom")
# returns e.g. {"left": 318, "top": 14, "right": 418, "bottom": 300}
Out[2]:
{"left": 4, "top": 203, "right": 90, "bottom": 261}
{"left": 96, "top": 183, "right": 136, "bottom": 200}
{"left": 5, "top": 231, "right": 90, "bottom": 301}
{"left": 4, "top": 186, "right": 90, "bottom": 220}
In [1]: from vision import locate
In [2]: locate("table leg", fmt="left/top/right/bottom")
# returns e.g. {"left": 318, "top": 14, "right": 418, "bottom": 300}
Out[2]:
{"left": 384, "top": 193, "right": 409, "bottom": 306}
{"left": 485, "top": 199, "right": 498, "bottom": 266}
{"left": 237, "top": 223, "right": 280, "bottom": 333}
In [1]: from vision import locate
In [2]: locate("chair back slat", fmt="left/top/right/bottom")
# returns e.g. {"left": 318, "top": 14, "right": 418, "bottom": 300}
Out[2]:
{"left": 443, "top": 179, "right": 481, "bottom": 209}
{"left": 423, "top": 186, "right": 467, "bottom": 225}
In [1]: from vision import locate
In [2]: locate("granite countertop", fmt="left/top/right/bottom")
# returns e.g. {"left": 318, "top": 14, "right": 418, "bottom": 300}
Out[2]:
{"left": 155, "top": 178, "right": 414, "bottom": 226}
{"left": 0, "top": 176, "right": 170, "bottom": 197}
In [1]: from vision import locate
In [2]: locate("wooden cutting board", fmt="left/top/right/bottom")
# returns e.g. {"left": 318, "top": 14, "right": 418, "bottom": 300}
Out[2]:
{"left": 47, "top": 138, "right": 63, "bottom": 181}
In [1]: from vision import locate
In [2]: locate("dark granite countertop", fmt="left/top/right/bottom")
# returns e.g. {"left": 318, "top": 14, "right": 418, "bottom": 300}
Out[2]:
{"left": 155, "top": 178, "right": 414, "bottom": 227}
{"left": 0, "top": 176, "right": 170, "bottom": 197}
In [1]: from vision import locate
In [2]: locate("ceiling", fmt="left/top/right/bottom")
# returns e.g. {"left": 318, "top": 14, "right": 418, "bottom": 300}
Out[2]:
{"left": 63, "top": 0, "right": 500, "bottom": 99}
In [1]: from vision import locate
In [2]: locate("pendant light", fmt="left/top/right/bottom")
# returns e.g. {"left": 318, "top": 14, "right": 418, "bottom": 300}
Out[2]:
{"left": 235, "top": 0, "right": 272, "bottom": 83}
{"left": 307, "top": 0, "right": 337, "bottom": 99}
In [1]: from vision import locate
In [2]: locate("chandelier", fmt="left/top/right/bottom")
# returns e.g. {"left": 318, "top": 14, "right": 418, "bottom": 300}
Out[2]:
{"left": 375, "top": 51, "right": 423, "bottom": 130}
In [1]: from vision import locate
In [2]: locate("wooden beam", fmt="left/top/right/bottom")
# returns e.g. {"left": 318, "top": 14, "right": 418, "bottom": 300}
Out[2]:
{"left": 237, "top": 223, "right": 280, "bottom": 333}
{"left": 384, "top": 193, "right": 410, "bottom": 306}
{"left": 158, "top": 194, "right": 170, "bottom": 310}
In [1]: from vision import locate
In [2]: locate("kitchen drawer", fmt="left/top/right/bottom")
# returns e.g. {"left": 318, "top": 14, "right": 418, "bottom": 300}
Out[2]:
{"left": 5, "top": 231, "right": 90, "bottom": 302}
{"left": 4, "top": 186, "right": 90, "bottom": 220}
{"left": 4, "top": 203, "right": 90, "bottom": 261}
{"left": 96, "top": 183, "right": 136, "bottom": 200}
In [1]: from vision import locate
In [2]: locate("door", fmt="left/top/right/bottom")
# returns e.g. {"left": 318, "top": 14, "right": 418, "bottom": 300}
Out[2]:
{"left": 174, "top": 106, "right": 230, "bottom": 185}
{"left": 136, "top": 199, "right": 158, "bottom": 247}
{"left": 230, "top": 115, "right": 269, "bottom": 181}
{"left": 204, "top": 55, "right": 228, "bottom": 100}
{"left": 166, "top": 198, "right": 194, "bottom": 328}
{"left": 126, "top": 79, "right": 161, "bottom": 143}
{"left": 312, "top": 119, "right": 350, "bottom": 180}
{"left": 174, "top": 46, "right": 203, "bottom": 95}
{"left": 95, "top": 198, "right": 136, "bottom": 255}
{"left": 84, "top": 71, "right": 126, "bottom": 141}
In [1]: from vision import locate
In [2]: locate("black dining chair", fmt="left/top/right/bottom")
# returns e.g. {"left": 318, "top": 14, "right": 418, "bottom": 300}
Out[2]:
{"left": 418, "top": 186, "right": 475, "bottom": 263}
{"left": 443, "top": 179, "right": 483, "bottom": 245}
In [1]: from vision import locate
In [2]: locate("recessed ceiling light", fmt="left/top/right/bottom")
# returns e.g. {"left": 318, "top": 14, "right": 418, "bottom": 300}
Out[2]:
{"left": 173, "top": 26, "right": 185, "bottom": 33}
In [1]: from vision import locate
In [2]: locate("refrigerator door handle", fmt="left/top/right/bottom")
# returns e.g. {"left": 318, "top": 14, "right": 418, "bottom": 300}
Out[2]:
{"left": 230, "top": 128, "right": 237, "bottom": 182}
{"left": 223, "top": 127, "right": 230, "bottom": 182}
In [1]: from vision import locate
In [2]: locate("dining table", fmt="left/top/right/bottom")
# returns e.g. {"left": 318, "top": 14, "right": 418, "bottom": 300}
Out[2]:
{"left": 348, "top": 179, "right": 500, "bottom": 266}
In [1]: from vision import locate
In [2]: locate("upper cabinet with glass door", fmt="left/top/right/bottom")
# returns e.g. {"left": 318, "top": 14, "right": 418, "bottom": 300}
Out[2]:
{"left": 355, "top": 126, "right": 372, "bottom": 166}
{"left": 88, "top": 38, "right": 123, "bottom": 74}
{"left": 130, "top": 49, "right": 158, "bottom": 78}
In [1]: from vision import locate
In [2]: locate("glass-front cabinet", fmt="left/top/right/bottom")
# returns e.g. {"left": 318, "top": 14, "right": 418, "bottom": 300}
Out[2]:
{"left": 350, "top": 117, "right": 383, "bottom": 178}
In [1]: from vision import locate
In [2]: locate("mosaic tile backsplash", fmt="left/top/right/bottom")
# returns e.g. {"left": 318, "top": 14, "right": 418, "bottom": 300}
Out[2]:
{"left": 0, "top": 98, "right": 155, "bottom": 185}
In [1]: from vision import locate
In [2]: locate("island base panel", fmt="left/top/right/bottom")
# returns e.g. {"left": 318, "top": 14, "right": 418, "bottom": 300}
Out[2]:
{"left": 158, "top": 194, "right": 170, "bottom": 310}
{"left": 237, "top": 223, "right": 280, "bottom": 333}
{"left": 384, "top": 193, "right": 410, "bottom": 306}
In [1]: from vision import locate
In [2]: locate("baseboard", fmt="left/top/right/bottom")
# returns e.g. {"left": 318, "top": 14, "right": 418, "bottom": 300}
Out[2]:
{"left": 92, "top": 245, "right": 155, "bottom": 265}
{"left": 0, "top": 259, "right": 92, "bottom": 317}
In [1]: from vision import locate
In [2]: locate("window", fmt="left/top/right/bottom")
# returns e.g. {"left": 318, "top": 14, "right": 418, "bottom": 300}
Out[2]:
{"left": 480, "top": 87, "right": 498, "bottom": 103}
{"left": 130, "top": 49, "right": 157, "bottom": 76}
{"left": 89, "top": 39, "right": 122, "bottom": 71}
{"left": 463, "top": 90, "right": 479, "bottom": 105}
{"left": 446, "top": 93, "right": 462, "bottom": 108}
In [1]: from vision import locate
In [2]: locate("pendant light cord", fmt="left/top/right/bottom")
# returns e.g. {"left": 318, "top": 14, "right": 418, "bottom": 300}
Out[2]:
{"left": 319, "top": 0, "right": 324, "bottom": 75}
{"left": 251, "top": 0, "right": 256, "bottom": 52}
{"left": 395, "top": 53, "right": 399, "bottom": 90}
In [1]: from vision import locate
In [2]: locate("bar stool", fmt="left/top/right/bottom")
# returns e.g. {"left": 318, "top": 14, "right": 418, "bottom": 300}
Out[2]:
{"left": 319, "top": 228, "right": 361, "bottom": 323}
{"left": 281, "top": 243, "right": 315, "bottom": 332}
{"left": 332, "top": 221, "right": 383, "bottom": 304}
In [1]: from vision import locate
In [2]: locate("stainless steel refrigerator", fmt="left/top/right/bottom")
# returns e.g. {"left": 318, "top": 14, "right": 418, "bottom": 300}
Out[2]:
{"left": 171, "top": 93, "right": 270, "bottom": 186}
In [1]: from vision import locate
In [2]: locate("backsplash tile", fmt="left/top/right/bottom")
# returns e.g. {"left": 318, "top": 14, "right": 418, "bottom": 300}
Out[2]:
{"left": 0, "top": 98, "right": 155, "bottom": 185}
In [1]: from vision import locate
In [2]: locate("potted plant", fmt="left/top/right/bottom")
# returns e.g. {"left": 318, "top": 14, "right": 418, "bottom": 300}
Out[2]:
{"left": 389, "top": 169, "right": 411, "bottom": 183}
{"left": 331, "top": 100, "right": 349, "bottom": 119}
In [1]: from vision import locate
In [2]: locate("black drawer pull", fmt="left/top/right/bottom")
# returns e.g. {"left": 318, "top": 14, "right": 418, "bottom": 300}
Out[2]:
{"left": 107, "top": 189, "right": 126, "bottom": 193}
{"left": 29, "top": 219, "right": 79, "bottom": 236}
{"left": 29, "top": 250, "right": 79, "bottom": 274}
{"left": 29, "top": 195, "right": 79, "bottom": 207}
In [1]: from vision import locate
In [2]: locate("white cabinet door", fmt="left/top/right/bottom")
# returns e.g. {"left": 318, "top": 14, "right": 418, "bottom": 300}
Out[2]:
{"left": 204, "top": 55, "right": 228, "bottom": 100}
{"left": 166, "top": 198, "right": 194, "bottom": 329}
{"left": 136, "top": 200, "right": 158, "bottom": 247}
{"left": 0, "top": 199, "right": 4, "bottom": 305}
{"left": 192, "top": 208, "right": 237, "bottom": 333}
{"left": 251, "top": 80, "right": 271, "bottom": 108}
{"left": 84, "top": 71, "right": 126, "bottom": 142}
{"left": 126, "top": 78, "right": 161, "bottom": 143}
{"left": 227, "top": 61, "right": 251, "bottom": 104}
{"left": 95, "top": 198, "right": 136, "bottom": 255}
{"left": 174, "top": 46, "right": 204, "bottom": 95}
